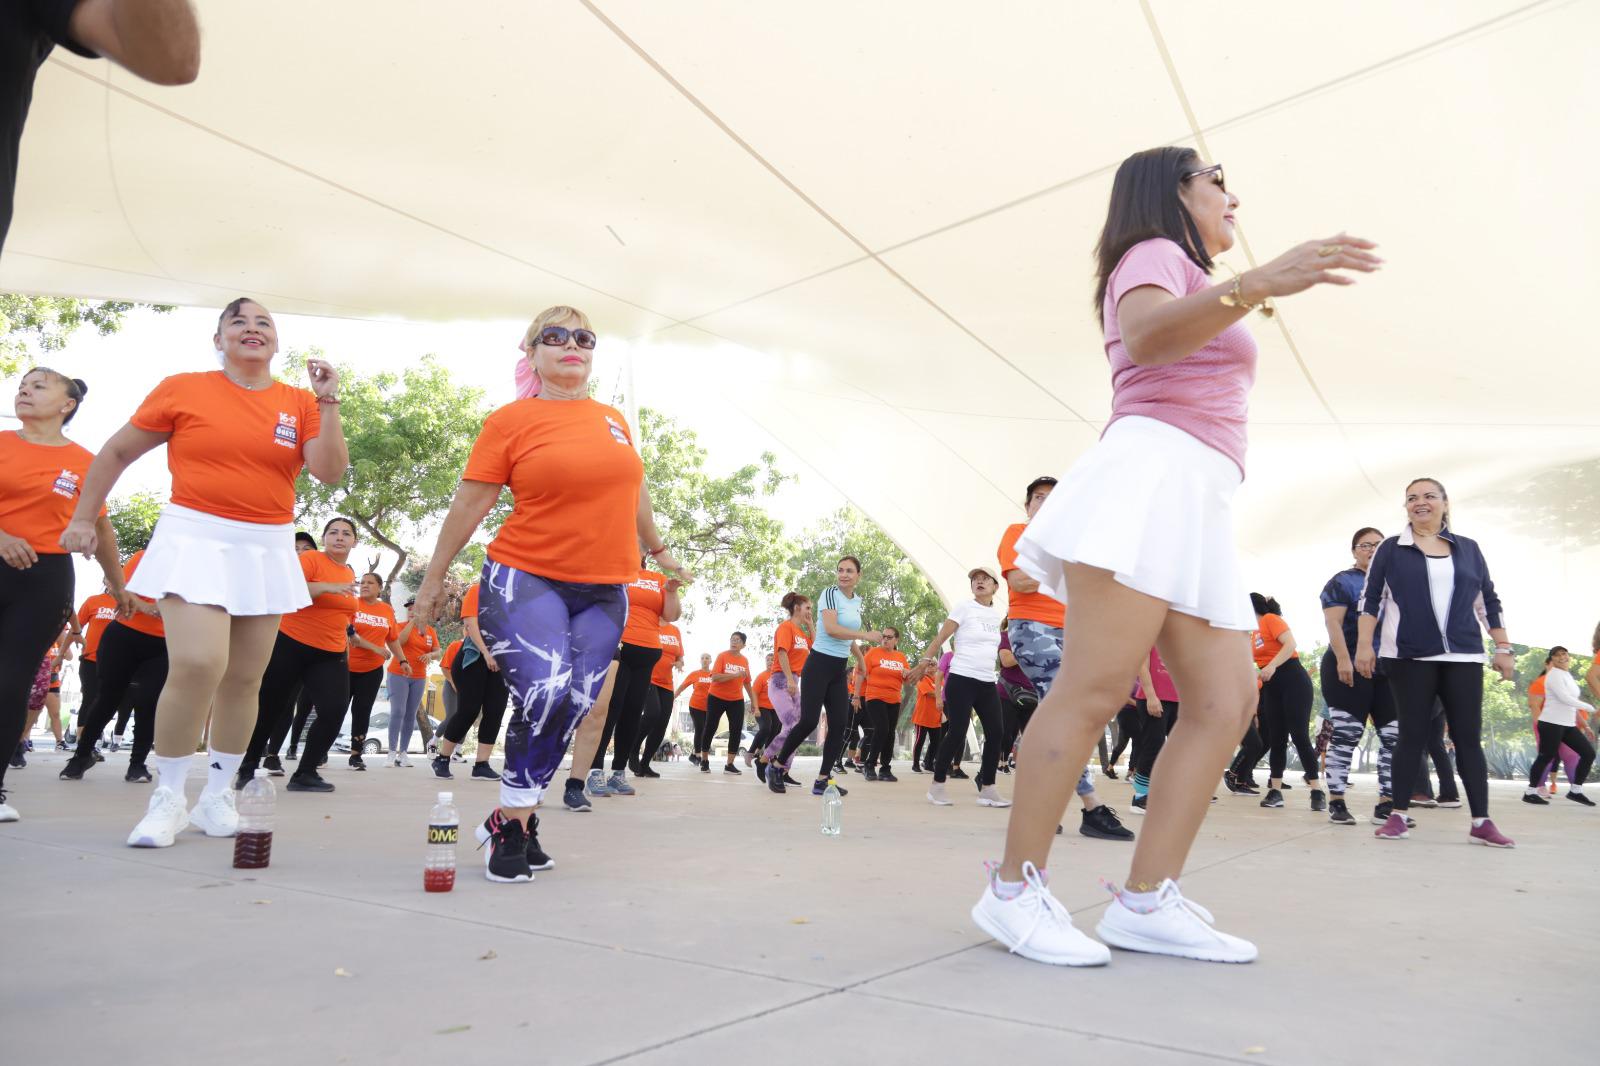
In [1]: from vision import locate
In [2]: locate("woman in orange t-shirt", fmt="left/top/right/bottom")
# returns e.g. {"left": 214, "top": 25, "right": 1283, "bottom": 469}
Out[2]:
{"left": 435, "top": 580, "right": 514, "bottom": 781}
{"left": 239, "top": 518, "right": 359, "bottom": 792}
{"left": 758, "top": 592, "right": 814, "bottom": 784}
{"left": 1243, "top": 594, "right": 1324, "bottom": 809}
{"left": 676, "top": 654, "right": 714, "bottom": 767}
{"left": 1, "top": 368, "right": 125, "bottom": 816}
{"left": 747, "top": 653, "right": 780, "bottom": 771}
{"left": 70, "top": 587, "right": 120, "bottom": 744}
{"left": 410, "top": 306, "right": 690, "bottom": 881}
{"left": 858, "top": 626, "right": 914, "bottom": 781}
{"left": 61, "top": 299, "right": 349, "bottom": 848}
{"left": 59, "top": 551, "right": 171, "bottom": 785}
{"left": 632, "top": 622, "right": 684, "bottom": 777}
{"left": 697, "top": 631, "right": 753, "bottom": 774}
{"left": 344, "top": 573, "right": 404, "bottom": 771}
{"left": 911, "top": 670, "right": 944, "bottom": 773}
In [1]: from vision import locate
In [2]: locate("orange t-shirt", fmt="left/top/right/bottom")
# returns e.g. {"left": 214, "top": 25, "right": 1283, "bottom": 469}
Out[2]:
{"left": 278, "top": 551, "right": 357, "bottom": 652}
{"left": 77, "top": 593, "right": 119, "bottom": 662}
{"left": 912, "top": 673, "right": 942, "bottom": 728}
{"left": 0, "top": 431, "right": 103, "bottom": 555}
{"left": 441, "top": 638, "right": 463, "bottom": 674}
{"left": 620, "top": 568, "right": 667, "bottom": 648}
{"left": 1252, "top": 614, "right": 1289, "bottom": 669}
{"left": 683, "top": 669, "right": 713, "bottom": 711}
{"left": 129, "top": 372, "right": 321, "bottom": 525}
{"left": 998, "top": 522, "right": 1065, "bottom": 628}
{"left": 651, "top": 623, "right": 683, "bottom": 689}
{"left": 862, "top": 647, "right": 911, "bottom": 704}
{"left": 390, "top": 623, "right": 439, "bottom": 676}
{"left": 348, "top": 599, "right": 399, "bottom": 672}
{"left": 710, "top": 651, "right": 751, "bottom": 701}
{"left": 463, "top": 398, "right": 643, "bottom": 584}
{"left": 752, "top": 668, "right": 776, "bottom": 710}
{"left": 117, "top": 551, "right": 166, "bottom": 639}
{"left": 460, "top": 582, "right": 481, "bottom": 619}
{"left": 774, "top": 620, "right": 811, "bottom": 676}
{"left": 1529, "top": 674, "right": 1547, "bottom": 725}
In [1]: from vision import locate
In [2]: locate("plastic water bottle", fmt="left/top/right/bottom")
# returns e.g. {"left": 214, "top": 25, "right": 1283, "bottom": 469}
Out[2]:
{"left": 820, "top": 778, "right": 843, "bottom": 837}
{"left": 233, "top": 771, "right": 275, "bottom": 869}
{"left": 425, "top": 791, "right": 459, "bottom": 892}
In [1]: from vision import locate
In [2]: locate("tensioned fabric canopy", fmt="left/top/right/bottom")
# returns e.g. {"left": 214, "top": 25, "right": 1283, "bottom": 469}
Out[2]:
{"left": 5, "top": 0, "right": 1596, "bottom": 646}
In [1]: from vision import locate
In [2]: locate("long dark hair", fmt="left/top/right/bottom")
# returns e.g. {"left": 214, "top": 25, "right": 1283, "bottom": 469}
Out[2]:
{"left": 1093, "top": 146, "right": 1213, "bottom": 327}
{"left": 1250, "top": 592, "right": 1282, "bottom": 617}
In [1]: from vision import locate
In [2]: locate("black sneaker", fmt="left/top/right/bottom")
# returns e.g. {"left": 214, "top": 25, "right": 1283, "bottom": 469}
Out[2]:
{"left": 1310, "top": 789, "right": 1327, "bottom": 812}
{"left": 349, "top": 753, "right": 367, "bottom": 772}
{"left": 842, "top": 758, "right": 858, "bottom": 770}
{"left": 863, "top": 767, "right": 878, "bottom": 782}
{"left": 949, "top": 767, "right": 969, "bottom": 780}
{"left": 9, "top": 745, "right": 25, "bottom": 769}
{"left": 1372, "top": 800, "right": 1417, "bottom": 828}
{"left": 55, "top": 740, "right": 69, "bottom": 752}
{"left": 58, "top": 754, "right": 93, "bottom": 781}
{"left": 478, "top": 812, "right": 532, "bottom": 883}
{"left": 1568, "top": 792, "right": 1596, "bottom": 807}
{"left": 1260, "top": 788, "right": 1285, "bottom": 808}
{"left": 1080, "top": 805, "right": 1134, "bottom": 841}
{"left": 635, "top": 765, "right": 661, "bottom": 779}
{"left": 754, "top": 761, "right": 767, "bottom": 783}
{"left": 1522, "top": 792, "right": 1550, "bottom": 805}
{"left": 878, "top": 769, "right": 898, "bottom": 783}
{"left": 471, "top": 762, "right": 498, "bottom": 780}
{"left": 562, "top": 781, "right": 592, "bottom": 812}
{"left": 782, "top": 773, "right": 801, "bottom": 787}
{"left": 525, "top": 812, "right": 554, "bottom": 871}
{"left": 91, "top": 747, "right": 104, "bottom": 763}
{"left": 1328, "top": 798, "right": 1355, "bottom": 825}
{"left": 1224, "top": 771, "right": 1260, "bottom": 796}
{"left": 285, "top": 747, "right": 298, "bottom": 761}
{"left": 700, "top": 759, "right": 711, "bottom": 773}
{"left": 431, "top": 755, "right": 453, "bottom": 779}
{"left": 263, "top": 755, "right": 286, "bottom": 777}
{"left": 1130, "top": 794, "right": 1147, "bottom": 814}
{"left": 723, "top": 763, "right": 742, "bottom": 775}
{"left": 833, "top": 763, "right": 849, "bottom": 776}
{"left": 767, "top": 767, "right": 787, "bottom": 794}
{"left": 1103, "top": 767, "right": 1119, "bottom": 779}
{"left": 911, "top": 763, "right": 923, "bottom": 774}
{"left": 286, "top": 771, "right": 335, "bottom": 793}
{"left": 997, "top": 764, "right": 1011, "bottom": 774}
{"left": 124, "top": 763, "right": 152, "bottom": 784}
{"left": 812, "top": 778, "right": 848, "bottom": 797}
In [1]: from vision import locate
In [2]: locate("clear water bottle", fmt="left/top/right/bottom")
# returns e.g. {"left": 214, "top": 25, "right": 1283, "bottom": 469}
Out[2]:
{"left": 820, "top": 778, "right": 843, "bottom": 836}
{"left": 233, "top": 771, "right": 275, "bottom": 869}
{"left": 425, "top": 791, "right": 459, "bottom": 892}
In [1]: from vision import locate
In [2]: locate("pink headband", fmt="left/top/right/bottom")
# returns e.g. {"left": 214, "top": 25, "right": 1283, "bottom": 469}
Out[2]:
{"left": 514, "top": 345, "right": 541, "bottom": 399}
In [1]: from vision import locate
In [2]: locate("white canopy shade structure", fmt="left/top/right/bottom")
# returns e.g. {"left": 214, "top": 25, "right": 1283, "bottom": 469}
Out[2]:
{"left": 4, "top": 0, "right": 1596, "bottom": 647}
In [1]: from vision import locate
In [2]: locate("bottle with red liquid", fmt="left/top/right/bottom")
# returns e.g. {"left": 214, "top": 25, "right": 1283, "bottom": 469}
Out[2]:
{"left": 425, "top": 791, "right": 458, "bottom": 892}
{"left": 233, "top": 770, "right": 275, "bottom": 869}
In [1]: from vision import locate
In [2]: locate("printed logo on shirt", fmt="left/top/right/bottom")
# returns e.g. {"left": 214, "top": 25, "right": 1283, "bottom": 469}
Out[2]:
{"left": 694, "top": 676, "right": 713, "bottom": 688}
{"left": 878, "top": 658, "right": 907, "bottom": 675}
{"left": 274, "top": 412, "right": 299, "bottom": 449}
{"left": 604, "top": 415, "right": 631, "bottom": 446}
{"left": 631, "top": 574, "right": 664, "bottom": 592}
{"left": 50, "top": 469, "right": 82, "bottom": 499}
{"left": 660, "top": 633, "right": 681, "bottom": 650}
{"left": 94, "top": 606, "right": 118, "bottom": 622}
{"left": 354, "top": 610, "right": 390, "bottom": 628}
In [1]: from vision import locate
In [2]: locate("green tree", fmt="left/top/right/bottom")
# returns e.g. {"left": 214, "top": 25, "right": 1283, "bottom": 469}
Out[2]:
{"left": 1, "top": 293, "right": 172, "bottom": 376}
{"left": 637, "top": 407, "right": 792, "bottom": 611}
{"left": 106, "top": 491, "right": 164, "bottom": 558}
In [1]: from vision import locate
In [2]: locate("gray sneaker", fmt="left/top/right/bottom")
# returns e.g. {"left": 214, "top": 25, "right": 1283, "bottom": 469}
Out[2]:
{"left": 606, "top": 771, "right": 636, "bottom": 796}
{"left": 586, "top": 769, "right": 613, "bottom": 798}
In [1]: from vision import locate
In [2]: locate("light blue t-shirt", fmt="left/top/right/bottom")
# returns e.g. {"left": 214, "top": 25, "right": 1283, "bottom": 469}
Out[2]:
{"left": 811, "top": 585, "right": 863, "bottom": 659}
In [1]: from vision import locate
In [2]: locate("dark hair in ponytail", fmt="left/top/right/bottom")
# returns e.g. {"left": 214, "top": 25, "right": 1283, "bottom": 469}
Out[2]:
{"left": 26, "top": 367, "right": 87, "bottom": 425}
{"left": 781, "top": 591, "right": 809, "bottom": 615}
{"left": 1249, "top": 592, "right": 1282, "bottom": 616}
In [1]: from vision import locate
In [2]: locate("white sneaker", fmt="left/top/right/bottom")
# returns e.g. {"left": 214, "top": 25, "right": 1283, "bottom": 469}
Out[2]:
{"left": 927, "top": 782, "right": 953, "bottom": 806}
{"left": 128, "top": 787, "right": 190, "bottom": 848}
{"left": 977, "top": 785, "right": 1012, "bottom": 808}
{"left": 0, "top": 795, "right": 18, "bottom": 822}
{"left": 1095, "top": 879, "right": 1257, "bottom": 963}
{"left": 189, "top": 789, "right": 238, "bottom": 837}
{"left": 970, "top": 862, "right": 1110, "bottom": 967}
{"left": 397, "top": 752, "right": 412, "bottom": 768}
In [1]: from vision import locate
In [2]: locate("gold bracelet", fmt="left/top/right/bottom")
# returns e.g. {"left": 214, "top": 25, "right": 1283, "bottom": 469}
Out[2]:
{"left": 1219, "top": 271, "right": 1275, "bottom": 319}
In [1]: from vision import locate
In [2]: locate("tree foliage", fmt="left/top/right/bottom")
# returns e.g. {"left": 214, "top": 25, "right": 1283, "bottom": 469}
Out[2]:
{"left": 107, "top": 491, "right": 164, "bottom": 559}
{"left": 1, "top": 293, "right": 172, "bottom": 376}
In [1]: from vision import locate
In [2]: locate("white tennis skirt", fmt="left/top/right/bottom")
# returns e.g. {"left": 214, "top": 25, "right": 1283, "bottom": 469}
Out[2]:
{"left": 1015, "top": 416, "right": 1255, "bottom": 631}
{"left": 127, "top": 504, "right": 311, "bottom": 617}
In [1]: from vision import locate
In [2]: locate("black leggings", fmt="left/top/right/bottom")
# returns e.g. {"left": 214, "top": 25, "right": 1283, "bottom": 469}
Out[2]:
{"left": 595, "top": 642, "right": 661, "bottom": 771}
{"left": 749, "top": 706, "right": 778, "bottom": 755}
{"left": 1109, "top": 704, "right": 1140, "bottom": 766}
{"left": 1530, "top": 720, "right": 1594, "bottom": 788}
{"left": 934, "top": 672, "right": 1002, "bottom": 786}
{"left": 0, "top": 554, "right": 72, "bottom": 789}
{"left": 1260, "top": 658, "right": 1319, "bottom": 781}
{"left": 777, "top": 651, "right": 851, "bottom": 776}
{"left": 1231, "top": 714, "right": 1267, "bottom": 781}
{"left": 243, "top": 633, "right": 350, "bottom": 779}
{"left": 266, "top": 684, "right": 315, "bottom": 757}
{"left": 1411, "top": 704, "right": 1460, "bottom": 801}
{"left": 632, "top": 685, "right": 675, "bottom": 769}
{"left": 913, "top": 724, "right": 941, "bottom": 767}
{"left": 71, "top": 623, "right": 165, "bottom": 770}
{"left": 1131, "top": 699, "right": 1179, "bottom": 778}
{"left": 441, "top": 654, "right": 510, "bottom": 759}
{"left": 1383, "top": 658, "right": 1489, "bottom": 818}
{"left": 77, "top": 658, "right": 100, "bottom": 726}
{"left": 865, "top": 698, "right": 898, "bottom": 770}
{"left": 347, "top": 667, "right": 384, "bottom": 750}
{"left": 698, "top": 694, "right": 746, "bottom": 761}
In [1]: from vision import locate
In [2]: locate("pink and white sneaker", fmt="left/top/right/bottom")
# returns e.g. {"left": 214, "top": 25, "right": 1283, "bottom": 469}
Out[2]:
{"left": 1468, "top": 819, "right": 1515, "bottom": 848}
{"left": 1373, "top": 812, "right": 1409, "bottom": 840}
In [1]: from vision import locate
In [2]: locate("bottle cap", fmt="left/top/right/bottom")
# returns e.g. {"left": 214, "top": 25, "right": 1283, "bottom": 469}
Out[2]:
{"left": 438, "top": 791, "right": 453, "bottom": 804}
{"left": 253, "top": 769, "right": 269, "bottom": 778}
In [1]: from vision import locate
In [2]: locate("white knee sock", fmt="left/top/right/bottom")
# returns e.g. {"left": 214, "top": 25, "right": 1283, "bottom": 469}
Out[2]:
{"left": 204, "top": 750, "right": 242, "bottom": 796}
{"left": 153, "top": 754, "right": 192, "bottom": 798}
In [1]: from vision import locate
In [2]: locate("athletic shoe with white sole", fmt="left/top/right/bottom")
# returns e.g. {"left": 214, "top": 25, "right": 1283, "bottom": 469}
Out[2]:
{"left": 607, "top": 771, "right": 637, "bottom": 795}
{"left": 0, "top": 789, "right": 17, "bottom": 822}
{"left": 586, "top": 769, "right": 614, "bottom": 798}
{"left": 562, "top": 781, "right": 592, "bottom": 812}
{"left": 128, "top": 787, "right": 189, "bottom": 847}
{"left": 927, "top": 782, "right": 953, "bottom": 806}
{"left": 970, "top": 862, "right": 1109, "bottom": 967}
{"left": 476, "top": 811, "right": 533, "bottom": 883}
{"left": 976, "top": 785, "right": 1011, "bottom": 808}
{"left": 395, "top": 752, "right": 413, "bottom": 768}
{"left": 1095, "top": 879, "right": 1257, "bottom": 963}
{"left": 188, "top": 790, "right": 238, "bottom": 837}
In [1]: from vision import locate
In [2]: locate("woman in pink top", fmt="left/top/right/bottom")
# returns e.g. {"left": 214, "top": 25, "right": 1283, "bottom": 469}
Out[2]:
{"left": 973, "top": 147, "right": 1380, "bottom": 967}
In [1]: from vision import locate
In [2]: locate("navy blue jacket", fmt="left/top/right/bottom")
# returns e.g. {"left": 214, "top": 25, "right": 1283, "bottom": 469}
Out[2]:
{"left": 1357, "top": 527, "right": 1503, "bottom": 659}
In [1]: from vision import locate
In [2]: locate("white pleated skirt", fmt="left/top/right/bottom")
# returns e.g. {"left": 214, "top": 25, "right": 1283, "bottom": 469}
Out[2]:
{"left": 127, "top": 504, "right": 311, "bottom": 617}
{"left": 1015, "top": 416, "right": 1255, "bottom": 631}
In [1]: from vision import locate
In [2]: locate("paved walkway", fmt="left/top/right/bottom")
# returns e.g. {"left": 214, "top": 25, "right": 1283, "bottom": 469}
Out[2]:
{"left": 4, "top": 748, "right": 1592, "bottom": 1065}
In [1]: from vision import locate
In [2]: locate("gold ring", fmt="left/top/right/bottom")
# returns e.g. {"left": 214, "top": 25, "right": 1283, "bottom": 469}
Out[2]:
{"left": 1318, "top": 244, "right": 1342, "bottom": 257}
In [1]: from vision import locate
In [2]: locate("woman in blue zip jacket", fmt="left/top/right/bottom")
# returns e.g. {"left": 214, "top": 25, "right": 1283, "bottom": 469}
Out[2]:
{"left": 1355, "top": 477, "right": 1516, "bottom": 848}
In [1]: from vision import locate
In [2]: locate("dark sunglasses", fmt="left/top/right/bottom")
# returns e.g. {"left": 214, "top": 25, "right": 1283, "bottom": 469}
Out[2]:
{"left": 537, "top": 326, "right": 597, "bottom": 349}
{"left": 1182, "top": 163, "right": 1226, "bottom": 192}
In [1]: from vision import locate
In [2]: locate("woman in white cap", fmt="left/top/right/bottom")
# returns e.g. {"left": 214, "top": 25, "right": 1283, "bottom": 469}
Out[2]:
{"left": 920, "top": 568, "right": 1008, "bottom": 809}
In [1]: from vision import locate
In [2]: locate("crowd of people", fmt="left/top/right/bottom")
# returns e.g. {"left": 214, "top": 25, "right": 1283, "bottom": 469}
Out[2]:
{"left": 3, "top": 143, "right": 1597, "bottom": 972}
